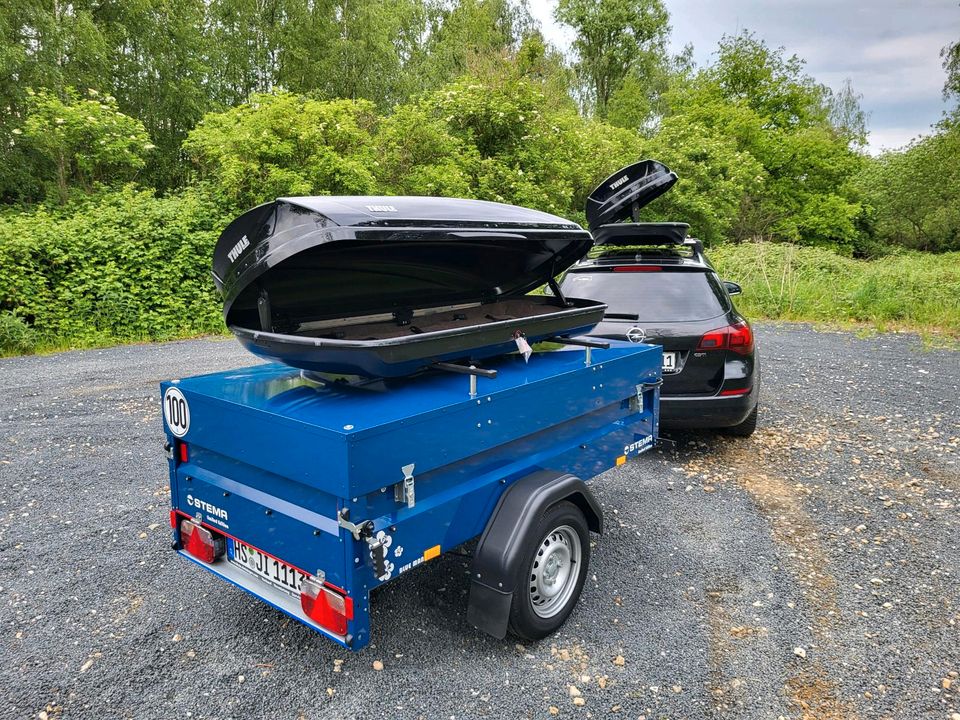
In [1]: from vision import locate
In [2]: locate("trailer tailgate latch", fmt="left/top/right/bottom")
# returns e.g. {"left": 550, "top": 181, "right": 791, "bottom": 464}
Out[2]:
{"left": 394, "top": 463, "right": 416, "bottom": 508}
{"left": 337, "top": 508, "right": 373, "bottom": 541}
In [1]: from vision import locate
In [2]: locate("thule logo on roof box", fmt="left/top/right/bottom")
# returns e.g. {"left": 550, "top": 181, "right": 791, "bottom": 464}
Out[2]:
{"left": 227, "top": 235, "right": 249, "bottom": 263}
{"left": 609, "top": 175, "right": 630, "bottom": 191}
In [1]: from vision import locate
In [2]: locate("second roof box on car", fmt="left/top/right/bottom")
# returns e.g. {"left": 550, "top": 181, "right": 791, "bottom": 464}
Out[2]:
{"left": 212, "top": 196, "right": 605, "bottom": 377}
{"left": 584, "top": 160, "right": 687, "bottom": 245}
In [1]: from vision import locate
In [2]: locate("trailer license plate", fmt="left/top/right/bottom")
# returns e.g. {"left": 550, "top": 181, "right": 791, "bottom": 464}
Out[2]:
{"left": 662, "top": 352, "right": 678, "bottom": 373}
{"left": 227, "top": 539, "right": 306, "bottom": 597}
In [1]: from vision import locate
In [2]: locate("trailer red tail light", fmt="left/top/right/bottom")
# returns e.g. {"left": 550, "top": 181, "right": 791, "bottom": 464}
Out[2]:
{"left": 178, "top": 441, "right": 189, "bottom": 463}
{"left": 300, "top": 578, "right": 351, "bottom": 635}
{"left": 697, "top": 322, "right": 754, "bottom": 355}
{"left": 179, "top": 518, "right": 225, "bottom": 563}
{"left": 613, "top": 265, "right": 662, "bottom": 272}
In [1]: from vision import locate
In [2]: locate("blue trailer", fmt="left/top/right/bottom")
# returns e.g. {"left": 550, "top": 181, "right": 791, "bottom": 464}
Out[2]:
{"left": 162, "top": 343, "right": 661, "bottom": 650}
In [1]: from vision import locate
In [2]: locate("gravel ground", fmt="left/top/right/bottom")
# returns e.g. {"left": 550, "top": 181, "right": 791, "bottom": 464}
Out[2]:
{"left": 1, "top": 324, "right": 958, "bottom": 720}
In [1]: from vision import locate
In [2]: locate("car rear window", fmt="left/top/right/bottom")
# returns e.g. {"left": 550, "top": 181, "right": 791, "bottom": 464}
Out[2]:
{"left": 561, "top": 269, "right": 729, "bottom": 322}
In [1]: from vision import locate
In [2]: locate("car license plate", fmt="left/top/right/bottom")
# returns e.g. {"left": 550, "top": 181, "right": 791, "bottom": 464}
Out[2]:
{"left": 662, "top": 352, "right": 678, "bottom": 373}
{"left": 227, "top": 538, "right": 307, "bottom": 597}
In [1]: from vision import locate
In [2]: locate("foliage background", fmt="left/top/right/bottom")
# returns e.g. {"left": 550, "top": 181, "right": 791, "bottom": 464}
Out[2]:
{"left": 0, "top": 0, "right": 957, "bottom": 353}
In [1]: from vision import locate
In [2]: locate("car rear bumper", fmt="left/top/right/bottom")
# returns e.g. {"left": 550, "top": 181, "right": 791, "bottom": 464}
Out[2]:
{"left": 660, "top": 385, "right": 758, "bottom": 429}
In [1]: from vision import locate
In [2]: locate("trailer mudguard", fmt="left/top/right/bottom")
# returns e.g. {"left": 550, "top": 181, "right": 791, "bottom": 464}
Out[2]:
{"left": 467, "top": 470, "right": 602, "bottom": 639}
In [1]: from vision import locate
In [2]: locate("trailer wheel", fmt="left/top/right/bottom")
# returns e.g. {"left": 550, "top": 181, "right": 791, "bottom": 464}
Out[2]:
{"left": 508, "top": 501, "right": 590, "bottom": 641}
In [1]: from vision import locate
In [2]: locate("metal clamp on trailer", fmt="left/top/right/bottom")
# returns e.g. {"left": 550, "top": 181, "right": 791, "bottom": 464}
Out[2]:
{"left": 162, "top": 185, "right": 665, "bottom": 650}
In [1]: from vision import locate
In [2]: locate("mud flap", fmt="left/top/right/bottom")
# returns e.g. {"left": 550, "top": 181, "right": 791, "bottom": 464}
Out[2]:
{"left": 466, "top": 470, "right": 602, "bottom": 639}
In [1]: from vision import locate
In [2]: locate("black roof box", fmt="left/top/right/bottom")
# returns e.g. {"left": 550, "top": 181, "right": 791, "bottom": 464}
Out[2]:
{"left": 212, "top": 196, "right": 604, "bottom": 377}
{"left": 584, "top": 160, "right": 677, "bottom": 231}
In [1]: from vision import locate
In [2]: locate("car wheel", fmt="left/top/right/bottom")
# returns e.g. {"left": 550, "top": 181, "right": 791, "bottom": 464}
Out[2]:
{"left": 508, "top": 501, "right": 590, "bottom": 641}
{"left": 726, "top": 404, "right": 758, "bottom": 437}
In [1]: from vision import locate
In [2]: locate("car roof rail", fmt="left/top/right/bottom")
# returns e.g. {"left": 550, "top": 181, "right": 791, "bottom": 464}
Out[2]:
{"left": 579, "top": 235, "right": 709, "bottom": 268}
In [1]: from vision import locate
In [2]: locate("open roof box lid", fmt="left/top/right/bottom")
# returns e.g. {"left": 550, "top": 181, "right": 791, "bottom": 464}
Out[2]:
{"left": 585, "top": 160, "right": 685, "bottom": 245}
{"left": 212, "top": 196, "right": 602, "bottom": 377}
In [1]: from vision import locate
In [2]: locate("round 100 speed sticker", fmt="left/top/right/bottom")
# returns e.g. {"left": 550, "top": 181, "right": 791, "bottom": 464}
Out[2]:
{"left": 163, "top": 386, "right": 191, "bottom": 438}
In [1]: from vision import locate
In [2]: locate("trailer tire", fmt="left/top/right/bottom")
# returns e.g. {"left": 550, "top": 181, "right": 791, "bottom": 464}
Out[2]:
{"left": 508, "top": 501, "right": 590, "bottom": 641}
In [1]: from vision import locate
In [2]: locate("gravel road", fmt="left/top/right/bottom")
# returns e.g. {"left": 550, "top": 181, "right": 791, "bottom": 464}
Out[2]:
{"left": 2, "top": 324, "right": 958, "bottom": 720}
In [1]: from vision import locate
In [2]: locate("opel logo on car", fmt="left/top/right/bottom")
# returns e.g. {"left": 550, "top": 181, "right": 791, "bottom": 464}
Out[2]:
{"left": 626, "top": 326, "right": 646, "bottom": 343}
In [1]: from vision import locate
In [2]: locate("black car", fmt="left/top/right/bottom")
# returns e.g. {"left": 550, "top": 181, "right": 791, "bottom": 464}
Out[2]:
{"left": 559, "top": 160, "right": 760, "bottom": 436}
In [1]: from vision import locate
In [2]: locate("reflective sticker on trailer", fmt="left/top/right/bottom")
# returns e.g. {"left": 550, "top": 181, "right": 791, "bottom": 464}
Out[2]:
{"left": 398, "top": 544, "right": 442, "bottom": 575}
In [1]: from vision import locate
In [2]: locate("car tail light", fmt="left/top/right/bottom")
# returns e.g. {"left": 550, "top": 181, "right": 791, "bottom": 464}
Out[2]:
{"left": 719, "top": 387, "right": 751, "bottom": 396}
{"left": 179, "top": 518, "right": 225, "bottom": 563}
{"left": 301, "top": 577, "right": 353, "bottom": 635}
{"left": 613, "top": 266, "right": 661, "bottom": 272}
{"left": 697, "top": 322, "right": 754, "bottom": 355}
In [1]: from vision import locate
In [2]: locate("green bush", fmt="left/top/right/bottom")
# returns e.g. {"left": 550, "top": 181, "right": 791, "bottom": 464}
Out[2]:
{"left": 712, "top": 242, "right": 960, "bottom": 333}
{"left": 0, "top": 186, "right": 228, "bottom": 350}
{"left": 183, "top": 93, "right": 379, "bottom": 210}
{"left": 11, "top": 88, "right": 153, "bottom": 205}
{"left": 0, "top": 312, "right": 38, "bottom": 354}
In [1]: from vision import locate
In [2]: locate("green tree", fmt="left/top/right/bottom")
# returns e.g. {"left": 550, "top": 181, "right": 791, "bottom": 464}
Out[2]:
{"left": 183, "top": 92, "right": 378, "bottom": 209}
{"left": 413, "top": 0, "right": 530, "bottom": 90}
{"left": 942, "top": 40, "right": 960, "bottom": 103}
{"left": 642, "top": 117, "right": 764, "bottom": 245}
{"left": 709, "top": 32, "right": 832, "bottom": 131}
{"left": 0, "top": 0, "right": 212, "bottom": 192}
{"left": 855, "top": 128, "right": 960, "bottom": 252}
{"left": 92, "top": 0, "right": 211, "bottom": 189}
{"left": 396, "top": 76, "right": 637, "bottom": 218}
{"left": 0, "top": 0, "right": 111, "bottom": 199}
{"left": 554, "top": 0, "right": 669, "bottom": 118}
{"left": 302, "top": 0, "right": 433, "bottom": 105}
{"left": 14, "top": 88, "right": 152, "bottom": 204}
{"left": 373, "top": 102, "right": 479, "bottom": 197}
{"left": 660, "top": 32, "right": 866, "bottom": 250}
{"left": 827, "top": 78, "right": 868, "bottom": 148}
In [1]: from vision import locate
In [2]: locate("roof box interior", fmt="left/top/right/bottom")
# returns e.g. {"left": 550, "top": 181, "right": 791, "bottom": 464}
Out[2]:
{"left": 213, "top": 197, "right": 603, "bottom": 377}
{"left": 592, "top": 222, "right": 689, "bottom": 246}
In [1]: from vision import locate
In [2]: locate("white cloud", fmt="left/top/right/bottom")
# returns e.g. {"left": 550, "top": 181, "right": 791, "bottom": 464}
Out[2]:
{"left": 866, "top": 126, "right": 930, "bottom": 154}
{"left": 861, "top": 30, "right": 953, "bottom": 64}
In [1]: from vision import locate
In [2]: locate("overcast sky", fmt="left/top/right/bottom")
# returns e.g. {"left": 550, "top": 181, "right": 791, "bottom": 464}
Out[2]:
{"left": 529, "top": 0, "right": 960, "bottom": 153}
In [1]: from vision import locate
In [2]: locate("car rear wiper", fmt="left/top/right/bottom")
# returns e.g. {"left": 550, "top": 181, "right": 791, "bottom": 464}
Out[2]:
{"left": 605, "top": 312, "right": 640, "bottom": 320}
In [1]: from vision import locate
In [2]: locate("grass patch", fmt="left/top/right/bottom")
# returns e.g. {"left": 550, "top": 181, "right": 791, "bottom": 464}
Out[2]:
{"left": 710, "top": 243, "right": 960, "bottom": 339}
